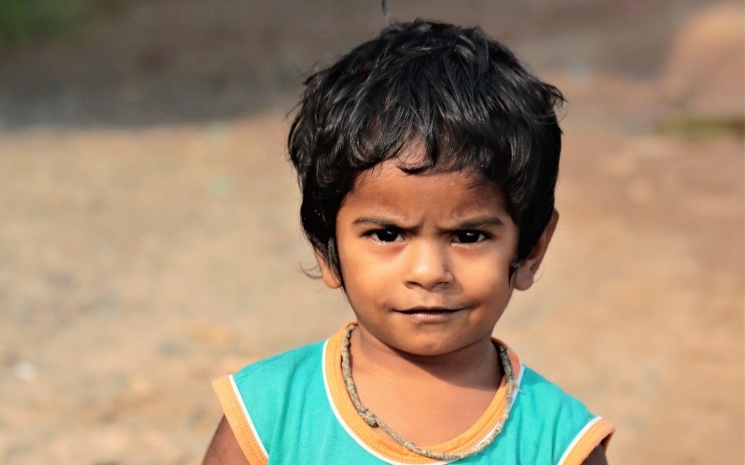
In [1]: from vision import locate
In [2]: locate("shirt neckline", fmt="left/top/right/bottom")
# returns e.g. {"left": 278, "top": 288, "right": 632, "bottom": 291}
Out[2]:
{"left": 322, "top": 323, "right": 523, "bottom": 464}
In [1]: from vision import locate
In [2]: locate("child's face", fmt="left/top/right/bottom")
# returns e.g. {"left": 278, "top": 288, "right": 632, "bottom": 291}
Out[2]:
{"left": 317, "top": 146, "right": 554, "bottom": 358}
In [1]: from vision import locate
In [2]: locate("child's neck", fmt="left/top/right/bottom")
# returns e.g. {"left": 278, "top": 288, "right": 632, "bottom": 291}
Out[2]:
{"left": 347, "top": 326, "right": 503, "bottom": 447}
{"left": 350, "top": 326, "right": 501, "bottom": 388}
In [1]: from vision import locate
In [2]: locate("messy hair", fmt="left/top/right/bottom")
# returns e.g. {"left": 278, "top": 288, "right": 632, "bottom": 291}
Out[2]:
{"left": 288, "top": 19, "right": 565, "bottom": 282}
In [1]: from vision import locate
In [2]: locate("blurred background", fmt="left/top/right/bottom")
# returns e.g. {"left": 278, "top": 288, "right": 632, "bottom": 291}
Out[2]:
{"left": 0, "top": 1, "right": 742, "bottom": 464}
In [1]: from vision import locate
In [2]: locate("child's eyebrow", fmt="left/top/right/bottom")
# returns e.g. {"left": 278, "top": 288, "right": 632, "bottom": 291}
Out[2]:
{"left": 352, "top": 217, "right": 405, "bottom": 228}
{"left": 451, "top": 217, "right": 506, "bottom": 229}
{"left": 350, "top": 216, "right": 506, "bottom": 229}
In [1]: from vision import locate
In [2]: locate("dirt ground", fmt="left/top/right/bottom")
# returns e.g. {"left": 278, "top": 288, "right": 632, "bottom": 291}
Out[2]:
{"left": 0, "top": 1, "right": 742, "bottom": 464}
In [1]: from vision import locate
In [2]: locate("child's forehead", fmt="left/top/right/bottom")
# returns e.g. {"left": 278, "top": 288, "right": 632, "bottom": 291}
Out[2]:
{"left": 342, "top": 160, "right": 509, "bottom": 228}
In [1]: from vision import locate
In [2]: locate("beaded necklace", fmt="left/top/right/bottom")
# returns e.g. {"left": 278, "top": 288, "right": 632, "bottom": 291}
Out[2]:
{"left": 340, "top": 324, "right": 516, "bottom": 461}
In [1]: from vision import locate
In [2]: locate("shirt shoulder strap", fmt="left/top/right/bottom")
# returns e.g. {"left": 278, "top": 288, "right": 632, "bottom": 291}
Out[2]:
{"left": 212, "top": 341, "right": 326, "bottom": 464}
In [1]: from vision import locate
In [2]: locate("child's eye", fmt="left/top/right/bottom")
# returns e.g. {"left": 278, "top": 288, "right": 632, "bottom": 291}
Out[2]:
{"left": 371, "top": 229, "right": 402, "bottom": 242}
{"left": 453, "top": 230, "right": 487, "bottom": 244}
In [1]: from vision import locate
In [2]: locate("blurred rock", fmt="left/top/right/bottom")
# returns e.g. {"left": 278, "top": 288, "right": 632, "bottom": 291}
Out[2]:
{"left": 12, "top": 361, "right": 37, "bottom": 381}
{"left": 661, "top": 2, "right": 745, "bottom": 118}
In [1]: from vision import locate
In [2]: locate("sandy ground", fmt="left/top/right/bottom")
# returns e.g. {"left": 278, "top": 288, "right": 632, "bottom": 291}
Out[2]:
{"left": 0, "top": 1, "right": 742, "bottom": 464}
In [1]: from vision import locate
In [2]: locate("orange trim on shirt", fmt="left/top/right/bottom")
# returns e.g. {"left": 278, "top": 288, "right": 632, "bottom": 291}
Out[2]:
{"left": 212, "top": 376, "right": 268, "bottom": 465}
{"left": 561, "top": 418, "right": 615, "bottom": 465}
{"left": 323, "top": 323, "right": 523, "bottom": 464}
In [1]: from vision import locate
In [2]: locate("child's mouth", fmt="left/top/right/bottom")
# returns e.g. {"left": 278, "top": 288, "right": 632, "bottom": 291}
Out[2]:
{"left": 400, "top": 307, "right": 456, "bottom": 313}
{"left": 397, "top": 307, "right": 463, "bottom": 320}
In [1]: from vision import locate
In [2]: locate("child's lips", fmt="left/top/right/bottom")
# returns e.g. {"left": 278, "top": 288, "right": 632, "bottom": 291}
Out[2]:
{"left": 396, "top": 307, "right": 466, "bottom": 321}
{"left": 397, "top": 307, "right": 462, "bottom": 314}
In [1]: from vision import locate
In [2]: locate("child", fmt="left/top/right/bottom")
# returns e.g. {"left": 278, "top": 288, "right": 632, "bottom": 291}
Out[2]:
{"left": 203, "top": 19, "right": 614, "bottom": 465}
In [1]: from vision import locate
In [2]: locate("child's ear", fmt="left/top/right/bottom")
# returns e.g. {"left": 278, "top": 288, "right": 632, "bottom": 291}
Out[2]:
{"left": 315, "top": 250, "right": 342, "bottom": 289}
{"left": 514, "top": 210, "right": 559, "bottom": 291}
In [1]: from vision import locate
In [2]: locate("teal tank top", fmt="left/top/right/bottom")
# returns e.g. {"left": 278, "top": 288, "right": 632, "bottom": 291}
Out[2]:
{"left": 213, "top": 324, "right": 613, "bottom": 465}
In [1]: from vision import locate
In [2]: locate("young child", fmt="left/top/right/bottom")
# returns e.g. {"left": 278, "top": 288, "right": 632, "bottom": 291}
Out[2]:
{"left": 203, "top": 19, "right": 614, "bottom": 465}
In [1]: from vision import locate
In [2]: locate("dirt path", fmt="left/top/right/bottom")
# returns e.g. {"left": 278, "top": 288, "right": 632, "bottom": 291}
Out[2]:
{"left": 0, "top": 2, "right": 741, "bottom": 464}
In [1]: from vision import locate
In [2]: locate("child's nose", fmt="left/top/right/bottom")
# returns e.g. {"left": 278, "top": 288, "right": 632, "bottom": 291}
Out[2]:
{"left": 402, "top": 241, "right": 454, "bottom": 290}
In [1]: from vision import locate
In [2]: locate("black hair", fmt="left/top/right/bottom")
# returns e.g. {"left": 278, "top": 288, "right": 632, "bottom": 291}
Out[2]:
{"left": 288, "top": 19, "right": 565, "bottom": 283}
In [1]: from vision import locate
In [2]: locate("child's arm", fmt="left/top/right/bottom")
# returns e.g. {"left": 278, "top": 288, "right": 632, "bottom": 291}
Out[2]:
{"left": 202, "top": 416, "right": 250, "bottom": 465}
{"left": 581, "top": 445, "right": 609, "bottom": 465}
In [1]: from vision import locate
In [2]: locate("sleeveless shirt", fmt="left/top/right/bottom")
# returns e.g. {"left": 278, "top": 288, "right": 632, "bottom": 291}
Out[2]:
{"left": 212, "top": 324, "right": 614, "bottom": 465}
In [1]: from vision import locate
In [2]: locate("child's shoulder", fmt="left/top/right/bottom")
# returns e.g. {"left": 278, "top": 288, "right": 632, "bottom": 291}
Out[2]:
{"left": 519, "top": 363, "right": 590, "bottom": 410}
{"left": 213, "top": 338, "right": 327, "bottom": 410}
{"left": 211, "top": 338, "right": 335, "bottom": 462}
{"left": 232, "top": 339, "right": 326, "bottom": 382}
{"left": 499, "top": 342, "right": 596, "bottom": 412}
{"left": 510, "top": 361, "right": 614, "bottom": 460}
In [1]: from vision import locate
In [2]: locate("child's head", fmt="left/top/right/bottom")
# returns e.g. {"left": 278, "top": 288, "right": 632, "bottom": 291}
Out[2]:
{"left": 288, "top": 19, "right": 564, "bottom": 286}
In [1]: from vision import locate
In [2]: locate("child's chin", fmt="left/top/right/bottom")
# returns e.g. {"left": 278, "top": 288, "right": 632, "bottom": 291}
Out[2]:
{"left": 391, "top": 337, "right": 470, "bottom": 358}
